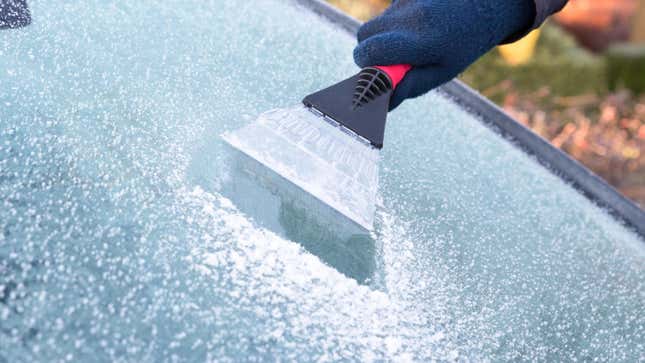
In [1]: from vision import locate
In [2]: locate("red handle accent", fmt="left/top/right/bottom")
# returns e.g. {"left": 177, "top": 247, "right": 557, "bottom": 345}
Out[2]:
{"left": 374, "top": 64, "right": 412, "bottom": 89}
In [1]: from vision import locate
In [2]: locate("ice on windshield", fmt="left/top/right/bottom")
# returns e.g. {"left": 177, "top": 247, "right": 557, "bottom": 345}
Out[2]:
{"left": 1, "top": 0, "right": 643, "bottom": 361}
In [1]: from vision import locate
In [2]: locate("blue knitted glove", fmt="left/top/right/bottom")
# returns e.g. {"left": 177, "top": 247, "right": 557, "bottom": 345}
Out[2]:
{"left": 354, "top": 0, "right": 536, "bottom": 109}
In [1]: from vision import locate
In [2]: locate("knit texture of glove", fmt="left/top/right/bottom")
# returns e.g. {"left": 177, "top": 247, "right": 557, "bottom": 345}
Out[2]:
{"left": 354, "top": 0, "right": 535, "bottom": 109}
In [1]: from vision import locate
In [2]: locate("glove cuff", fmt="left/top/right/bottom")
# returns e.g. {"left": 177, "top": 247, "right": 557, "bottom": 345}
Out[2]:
{"left": 502, "top": 0, "right": 568, "bottom": 44}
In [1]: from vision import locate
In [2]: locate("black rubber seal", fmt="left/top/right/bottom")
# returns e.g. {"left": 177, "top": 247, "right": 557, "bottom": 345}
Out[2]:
{"left": 0, "top": 0, "right": 31, "bottom": 29}
{"left": 294, "top": 0, "right": 645, "bottom": 238}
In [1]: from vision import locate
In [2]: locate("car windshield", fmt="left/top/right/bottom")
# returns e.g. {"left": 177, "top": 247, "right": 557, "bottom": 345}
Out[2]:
{"left": 1, "top": 0, "right": 643, "bottom": 361}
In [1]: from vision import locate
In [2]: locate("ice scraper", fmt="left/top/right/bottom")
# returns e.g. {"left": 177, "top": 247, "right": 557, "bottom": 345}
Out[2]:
{"left": 222, "top": 64, "right": 411, "bottom": 230}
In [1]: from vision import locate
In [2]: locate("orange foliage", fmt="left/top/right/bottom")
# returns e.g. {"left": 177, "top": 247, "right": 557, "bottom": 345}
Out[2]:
{"left": 493, "top": 83, "right": 645, "bottom": 206}
{"left": 555, "top": 0, "right": 639, "bottom": 51}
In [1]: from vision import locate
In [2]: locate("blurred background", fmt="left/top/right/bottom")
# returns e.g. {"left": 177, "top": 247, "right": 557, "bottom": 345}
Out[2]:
{"left": 328, "top": 0, "right": 645, "bottom": 207}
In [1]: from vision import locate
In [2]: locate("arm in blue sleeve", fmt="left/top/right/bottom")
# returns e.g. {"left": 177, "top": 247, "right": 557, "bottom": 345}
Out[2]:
{"left": 504, "top": 0, "right": 568, "bottom": 42}
{"left": 533, "top": 0, "right": 568, "bottom": 28}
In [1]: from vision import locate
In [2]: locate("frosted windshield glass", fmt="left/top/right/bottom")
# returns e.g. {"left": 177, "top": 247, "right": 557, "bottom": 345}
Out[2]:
{"left": 1, "top": 0, "right": 643, "bottom": 361}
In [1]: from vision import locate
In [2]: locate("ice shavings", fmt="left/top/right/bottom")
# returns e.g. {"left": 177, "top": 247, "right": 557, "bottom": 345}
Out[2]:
{"left": 181, "top": 186, "right": 457, "bottom": 360}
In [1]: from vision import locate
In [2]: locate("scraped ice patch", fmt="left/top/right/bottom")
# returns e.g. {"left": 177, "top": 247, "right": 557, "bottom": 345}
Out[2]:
{"left": 222, "top": 106, "right": 380, "bottom": 230}
{"left": 177, "top": 186, "right": 459, "bottom": 360}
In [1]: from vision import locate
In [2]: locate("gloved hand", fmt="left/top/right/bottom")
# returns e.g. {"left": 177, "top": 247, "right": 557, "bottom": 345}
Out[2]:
{"left": 354, "top": 0, "right": 536, "bottom": 110}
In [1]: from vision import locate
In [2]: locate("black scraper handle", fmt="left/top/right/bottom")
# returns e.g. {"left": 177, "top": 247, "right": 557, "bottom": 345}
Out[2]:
{"left": 302, "top": 63, "right": 412, "bottom": 149}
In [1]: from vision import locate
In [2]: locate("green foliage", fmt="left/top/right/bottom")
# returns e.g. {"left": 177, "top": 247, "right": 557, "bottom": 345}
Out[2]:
{"left": 460, "top": 23, "right": 607, "bottom": 103}
{"left": 607, "top": 43, "right": 645, "bottom": 94}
